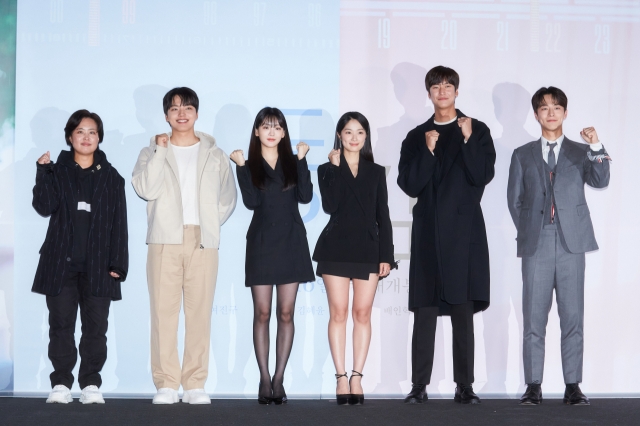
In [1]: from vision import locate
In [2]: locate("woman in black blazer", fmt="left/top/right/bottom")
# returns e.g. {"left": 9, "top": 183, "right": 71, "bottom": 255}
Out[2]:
{"left": 32, "top": 110, "right": 128, "bottom": 405}
{"left": 313, "top": 112, "right": 395, "bottom": 405}
{"left": 230, "top": 107, "right": 315, "bottom": 405}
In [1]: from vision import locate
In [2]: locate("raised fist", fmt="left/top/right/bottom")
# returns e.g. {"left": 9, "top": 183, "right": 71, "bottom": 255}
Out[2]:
{"left": 328, "top": 149, "right": 340, "bottom": 167}
{"left": 229, "top": 149, "right": 246, "bottom": 166}
{"left": 155, "top": 133, "right": 169, "bottom": 148}
{"left": 457, "top": 117, "right": 472, "bottom": 140}
{"left": 425, "top": 130, "right": 439, "bottom": 153}
{"left": 37, "top": 151, "right": 51, "bottom": 165}
{"left": 580, "top": 127, "right": 599, "bottom": 144}
{"left": 296, "top": 141, "right": 310, "bottom": 160}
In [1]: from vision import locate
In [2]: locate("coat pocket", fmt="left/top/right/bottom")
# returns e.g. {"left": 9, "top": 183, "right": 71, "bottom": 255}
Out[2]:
{"left": 576, "top": 204, "right": 590, "bottom": 216}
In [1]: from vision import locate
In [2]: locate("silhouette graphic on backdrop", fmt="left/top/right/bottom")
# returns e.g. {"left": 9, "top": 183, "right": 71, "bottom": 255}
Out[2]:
{"left": 112, "top": 85, "right": 168, "bottom": 392}
{"left": 209, "top": 103, "right": 254, "bottom": 395}
{"left": 372, "top": 62, "right": 444, "bottom": 396}
{"left": 480, "top": 82, "right": 535, "bottom": 395}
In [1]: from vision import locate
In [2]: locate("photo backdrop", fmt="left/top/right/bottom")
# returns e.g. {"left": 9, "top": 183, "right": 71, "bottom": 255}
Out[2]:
{"left": 4, "top": 0, "right": 640, "bottom": 397}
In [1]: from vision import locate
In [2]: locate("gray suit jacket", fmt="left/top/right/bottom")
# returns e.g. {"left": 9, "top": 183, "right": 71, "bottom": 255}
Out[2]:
{"left": 507, "top": 137, "right": 610, "bottom": 257}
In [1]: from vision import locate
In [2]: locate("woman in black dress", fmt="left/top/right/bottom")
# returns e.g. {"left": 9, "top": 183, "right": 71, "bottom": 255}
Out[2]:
{"left": 313, "top": 112, "right": 395, "bottom": 405}
{"left": 230, "top": 107, "right": 315, "bottom": 404}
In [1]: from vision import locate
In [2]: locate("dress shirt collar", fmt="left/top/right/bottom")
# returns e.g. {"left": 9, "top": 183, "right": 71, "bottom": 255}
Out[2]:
{"left": 541, "top": 134, "right": 564, "bottom": 153}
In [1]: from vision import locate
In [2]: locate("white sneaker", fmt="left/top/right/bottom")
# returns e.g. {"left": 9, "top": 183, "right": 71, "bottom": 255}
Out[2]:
{"left": 152, "top": 388, "right": 179, "bottom": 404}
{"left": 80, "top": 385, "right": 105, "bottom": 404}
{"left": 182, "top": 389, "right": 211, "bottom": 404}
{"left": 46, "top": 385, "right": 73, "bottom": 404}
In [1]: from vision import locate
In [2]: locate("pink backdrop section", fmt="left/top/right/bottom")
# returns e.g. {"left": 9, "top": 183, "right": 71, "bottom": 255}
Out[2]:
{"left": 339, "top": 1, "right": 640, "bottom": 397}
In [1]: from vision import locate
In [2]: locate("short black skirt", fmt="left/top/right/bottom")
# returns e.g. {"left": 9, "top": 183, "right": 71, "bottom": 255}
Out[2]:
{"left": 316, "top": 261, "right": 378, "bottom": 280}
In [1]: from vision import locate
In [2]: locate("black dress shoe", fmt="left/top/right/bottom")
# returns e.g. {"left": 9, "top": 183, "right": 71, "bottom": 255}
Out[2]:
{"left": 257, "top": 382, "right": 272, "bottom": 405}
{"left": 454, "top": 384, "right": 481, "bottom": 404}
{"left": 335, "top": 373, "right": 350, "bottom": 406}
{"left": 348, "top": 370, "right": 364, "bottom": 405}
{"left": 519, "top": 384, "right": 543, "bottom": 405}
{"left": 404, "top": 384, "right": 427, "bottom": 404}
{"left": 271, "top": 376, "right": 288, "bottom": 405}
{"left": 563, "top": 383, "right": 590, "bottom": 405}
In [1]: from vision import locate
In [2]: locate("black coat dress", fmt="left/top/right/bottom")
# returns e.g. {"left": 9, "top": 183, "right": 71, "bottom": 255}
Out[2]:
{"left": 32, "top": 149, "right": 129, "bottom": 300}
{"left": 397, "top": 110, "right": 495, "bottom": 314}
{"left": 236, "top": 157, "right": 315, "bottom": 286}
{"left": 313, "top": 155, "right": 395, "bottom": 267}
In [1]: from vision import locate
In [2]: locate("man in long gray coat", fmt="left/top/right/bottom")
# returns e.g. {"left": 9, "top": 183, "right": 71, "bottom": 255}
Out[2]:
{"left": 507, "top": 86, "right": 610, "bottom": 406}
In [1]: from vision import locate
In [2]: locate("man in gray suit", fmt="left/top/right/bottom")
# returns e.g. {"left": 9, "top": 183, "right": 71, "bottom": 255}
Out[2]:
{"left": 507, "top": 87, "right": 610, "bottom": 406}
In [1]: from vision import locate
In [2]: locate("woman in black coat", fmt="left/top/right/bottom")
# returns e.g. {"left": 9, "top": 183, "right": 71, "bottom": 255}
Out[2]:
{"left": 229, "top": 107, "right": 314, "bottom": 405}
{"left": 32, "top": 110, "right": 128, "bottom": 405}
{"left": 313, "top": 112, "right": 395, "bottom": 405}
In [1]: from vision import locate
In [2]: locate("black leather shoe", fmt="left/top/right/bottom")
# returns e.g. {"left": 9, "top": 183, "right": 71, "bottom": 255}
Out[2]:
{"left": 257, "top": 382, "right": 272, "bottom": 405}
{"left": 454, "top": 384, "right": 481, "bottom": 404}
{"left": 335, "top": 373, "right": 350, "bottom": 406}
{"left": 563, "top": 383, "right": 590, "bottom": 405}
{"left": 271, "top": 376, "right": 288, "bottom": 405}
{"left": 404, "top": 384, "right": 427, "bottom": 404}
{"left": 519, "top": 384, "right": 543, "bottom": 405}
{"left": 348, "top": 370, "right": 364, "bottom": 405}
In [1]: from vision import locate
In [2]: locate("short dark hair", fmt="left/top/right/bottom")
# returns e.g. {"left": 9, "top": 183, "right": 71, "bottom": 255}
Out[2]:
{"left": 64, "top": 109, "right": 104, "bottom": 146}
{"left": 162, "top": 87, "right": 199, "bottom": 115}
{"left": 531, "top": 86, "right": 568, "bottom": 112}
{"left": 425, "top": 66, "right": 460, "bottom": 91}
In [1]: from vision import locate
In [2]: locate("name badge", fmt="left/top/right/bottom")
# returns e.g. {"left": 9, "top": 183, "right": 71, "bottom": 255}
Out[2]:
{"left": 78, "top": 201, "right": 91, "bottom": 212}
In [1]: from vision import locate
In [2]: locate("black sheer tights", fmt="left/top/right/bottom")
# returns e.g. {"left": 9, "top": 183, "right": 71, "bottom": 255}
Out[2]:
{"left": 251, "top": 283, "right": 299, "bottom": 398}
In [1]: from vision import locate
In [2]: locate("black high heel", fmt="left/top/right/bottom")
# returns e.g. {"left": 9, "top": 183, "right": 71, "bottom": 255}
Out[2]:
{"left": 348, "top": 370, "right": 364, "bottom": 405}
{"left": 271, "top": 376, "right": 288, "bottom": 405}
{"left": 335, "top": 373, "right": 350, "bottom": 405}
{"left": 257, "top": 382, "right": 272, "bottom": 405}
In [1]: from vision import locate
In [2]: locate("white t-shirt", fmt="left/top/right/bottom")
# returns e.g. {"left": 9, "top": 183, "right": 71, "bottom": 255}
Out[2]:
{"left": 172, "top": 142, "right": 200, "bottom": 225}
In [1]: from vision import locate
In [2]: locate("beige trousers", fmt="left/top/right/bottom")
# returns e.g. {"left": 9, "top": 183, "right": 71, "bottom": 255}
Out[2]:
{"left": 147, "top": 225, "right": 218, "bottom": 390}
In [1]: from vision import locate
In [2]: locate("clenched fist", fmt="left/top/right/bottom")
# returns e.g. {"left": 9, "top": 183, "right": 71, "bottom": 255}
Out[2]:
{"left": 425, "top": 130, "right": 439, "bottom": 153}
{"left": 155, "top": 133, "right": 169, "bottom": 148}
{"left": 457, "top": 117, "right": 472, "bottom": 140}
{"left": 296, "top": 142, "right": 310, "bottom": 160}
{"left": 37, "top": 151, "right": 51, "bottom": 165}
{"left": 328, "top": 149, "right": 340, "bottom": 166}
{"left": 230, "top": 149, "right": 246, "bottom": 166}
{"left": 580, "top": 127, "right": 599, "bottom": 144}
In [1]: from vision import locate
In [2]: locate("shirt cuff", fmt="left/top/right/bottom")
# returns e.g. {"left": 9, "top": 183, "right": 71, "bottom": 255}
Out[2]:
{"left": 589, "top": 142, "right": 603, "bottom": 151}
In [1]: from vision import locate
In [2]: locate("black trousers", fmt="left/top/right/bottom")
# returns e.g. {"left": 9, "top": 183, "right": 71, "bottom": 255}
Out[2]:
{"left": 411, "top": 301, "right": 475, "bottom": 385}
{"left": 46, "top": 271, "right": 111, "bottom": 389}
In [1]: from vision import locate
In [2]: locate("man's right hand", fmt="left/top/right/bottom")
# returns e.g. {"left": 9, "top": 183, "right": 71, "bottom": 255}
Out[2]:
{"left": 37, "top": 151, "right": 51, "bottom": 165}
{"left": 229, "top": 149, "right": 246, "bottom": 166}
{"left": 155, "top": 133, "right": 169, "bottom": 148}
{"left": 425, "top": 130, "right": 439, "bottom": 153}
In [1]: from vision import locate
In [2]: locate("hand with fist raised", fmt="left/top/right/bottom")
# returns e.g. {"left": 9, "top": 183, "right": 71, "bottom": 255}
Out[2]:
{"left": 457, "top": 117, "right": 472, "bottom": 141}
{"left": 296, "top": 142, "right": 310, "bottom": 160}
{"left": 37, "top": 151, "right": 51, "bottom": 165}
{"left": 229, "top": 149, "right": 246, "bottom": 166}
{"left": 328, "top": 149, "right": 340, "bottom": 167}
{"left": 425, "top": 130, "right": 439, "bottom": 153}
{"left": 580, "top": 127, "right": 599, "bottom": 144}
{"left": 155, "top": 133, "right": 169, "bottom": 148}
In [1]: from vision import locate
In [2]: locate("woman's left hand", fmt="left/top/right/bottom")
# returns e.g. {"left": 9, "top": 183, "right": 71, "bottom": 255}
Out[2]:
{"left": 109, "top": 271, "right": 120, "bottom": 279}
{"left": 296, "top": 142, "right": 310, "bottom": 160}
{"left": 378, "top": 263, "right": 391, "bottom": 278}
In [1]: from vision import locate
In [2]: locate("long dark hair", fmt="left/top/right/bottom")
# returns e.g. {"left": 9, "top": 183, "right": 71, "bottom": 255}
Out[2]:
{"left": 247, "top": 107, "right": 298, "bottom": 191}
{"left": 333, "top": 111, "right": 374, "bottom": 162}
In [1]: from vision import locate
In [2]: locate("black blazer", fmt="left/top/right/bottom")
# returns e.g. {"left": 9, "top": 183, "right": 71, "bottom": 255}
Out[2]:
{"left": 237, "top": 157, "right": 315, "bottom": 286}
{"left": 32, "top": 149, "right": 129, "bottom": 300}
{"left": 313, "top": 154, "right": 395, "bottom": 266}
{"left": 397, "top": 110, "right": 495, "bottom": 313}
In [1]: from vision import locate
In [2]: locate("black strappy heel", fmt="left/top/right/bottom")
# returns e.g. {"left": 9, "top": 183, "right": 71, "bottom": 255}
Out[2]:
{"left": 348, "top": 370, "right": 364, "bottom": 405}
{"left": 335, "top": 373, "right": 350, "bottom": 405}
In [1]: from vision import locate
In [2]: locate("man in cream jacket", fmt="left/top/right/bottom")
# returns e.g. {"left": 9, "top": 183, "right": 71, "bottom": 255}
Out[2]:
{"left": 132, "top": 87, "right": 237, "bottom": 404}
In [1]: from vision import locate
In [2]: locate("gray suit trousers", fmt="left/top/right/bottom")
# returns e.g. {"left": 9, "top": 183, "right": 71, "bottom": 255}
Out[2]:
{"left": 522, "top": 225, "right": 585, "bottom": 385}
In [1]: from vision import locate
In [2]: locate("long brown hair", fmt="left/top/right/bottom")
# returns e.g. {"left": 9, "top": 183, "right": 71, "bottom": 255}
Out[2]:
{"left": 246, "top": 107, "right": 298, "bottom": 190}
